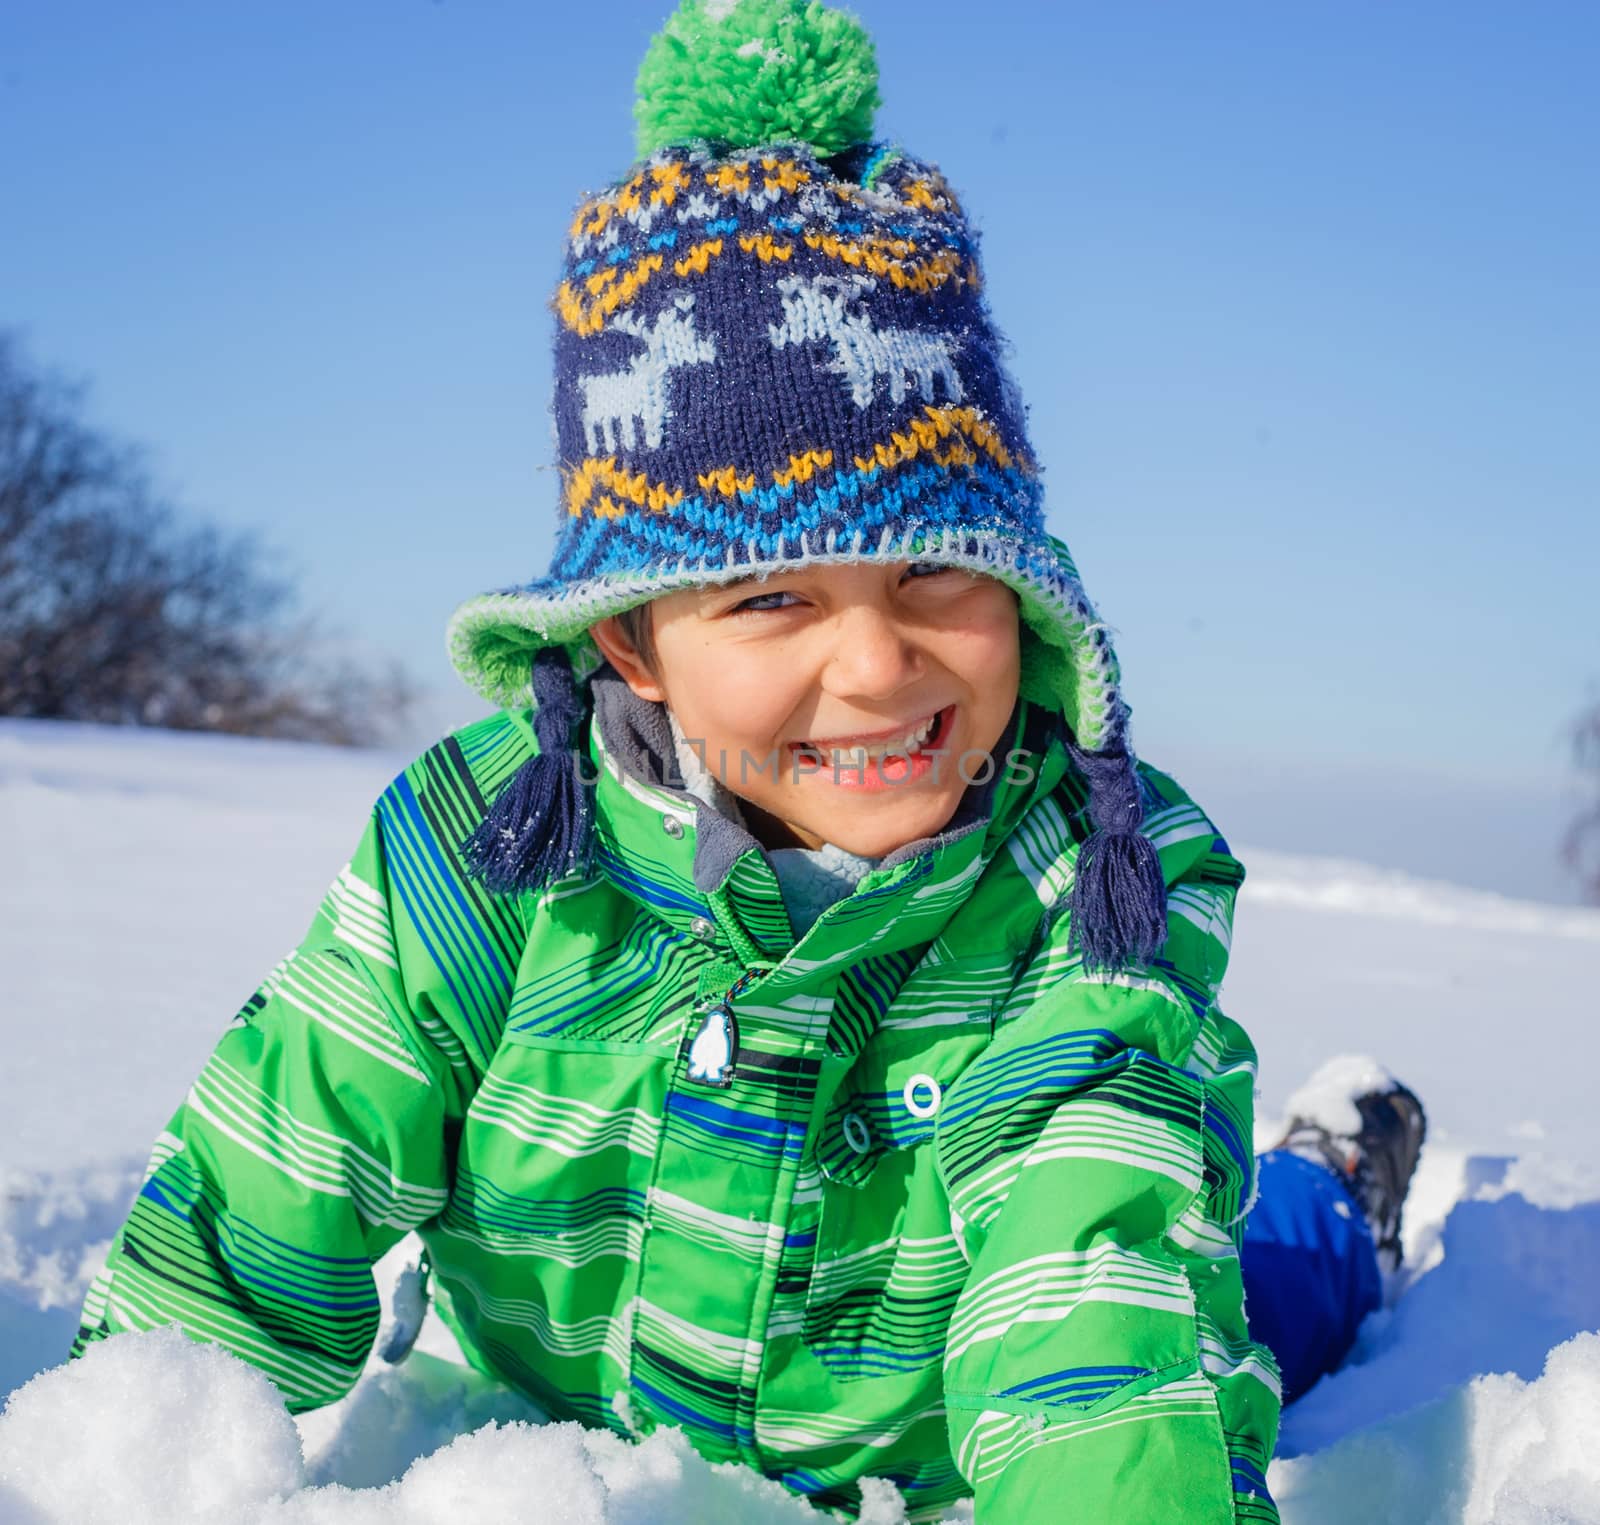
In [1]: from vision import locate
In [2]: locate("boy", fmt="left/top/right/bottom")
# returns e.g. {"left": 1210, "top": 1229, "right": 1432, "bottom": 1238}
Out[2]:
{"left": 73, "top": 3, "right": 1422, "bottom": 1518}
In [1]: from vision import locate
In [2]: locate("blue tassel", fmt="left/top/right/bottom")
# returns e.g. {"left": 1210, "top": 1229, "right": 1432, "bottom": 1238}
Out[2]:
{"left": 1062, "top": 733, "right": 1168, "bottom": 974}
{"left": 461, "top": 646, "right": 595, "bottom": 895}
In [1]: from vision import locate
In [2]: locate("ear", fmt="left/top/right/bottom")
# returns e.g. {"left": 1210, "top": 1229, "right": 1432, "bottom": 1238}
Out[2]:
{"left": 588, "top": 616, "right": 668, "bottom": 704}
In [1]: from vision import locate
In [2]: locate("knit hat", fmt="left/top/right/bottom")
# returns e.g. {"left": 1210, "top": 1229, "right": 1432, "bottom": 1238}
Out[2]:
{"left": 448, "top": 0, "right": 1167, "bottom": 973}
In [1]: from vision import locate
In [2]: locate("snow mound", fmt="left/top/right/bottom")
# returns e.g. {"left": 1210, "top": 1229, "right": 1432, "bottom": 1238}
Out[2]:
{"left": 0, "top": 1328, "right": 936, "bottom": 1525}
{"left": 1273, "top": 1330, "right": 1600, "bottom": 1524}
{"left": 0, "top": 1325, "right": 306, "bottom": 1523}
{"left": 1280, "top": 1186, "right": 1600, "bottom": 1455}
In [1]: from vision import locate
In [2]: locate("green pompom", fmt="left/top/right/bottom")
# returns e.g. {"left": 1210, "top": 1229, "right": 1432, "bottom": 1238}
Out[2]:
{"left": 634, "top": 0, "right": 881, "bottom": 159}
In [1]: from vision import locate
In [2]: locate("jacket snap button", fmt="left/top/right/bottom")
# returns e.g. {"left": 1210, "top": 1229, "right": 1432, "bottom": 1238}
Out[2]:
{"left": 842, "top": 1112, "right": 872, "bottom": 1154}
{"left": 903, "top": 1074, "right": 942, "bottom": 1120}
{"left": 662, "top": 816, "right": 685, "bottom": 838}
{"left": 689, "top": 916, "right": 716, "bottom": 941}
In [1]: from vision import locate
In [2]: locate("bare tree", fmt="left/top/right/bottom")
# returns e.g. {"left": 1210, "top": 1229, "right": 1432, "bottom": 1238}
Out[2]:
{"left": 1565, "top": 697, "right": 1600, "bottom": 903}
{"left": 0, "top": 331, "right": 416, "bottom": 745}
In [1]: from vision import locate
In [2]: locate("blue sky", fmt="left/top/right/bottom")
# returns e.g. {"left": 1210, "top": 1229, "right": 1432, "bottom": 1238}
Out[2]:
{"left": 4, "top": 2, "right": 1596, "bottom": 803}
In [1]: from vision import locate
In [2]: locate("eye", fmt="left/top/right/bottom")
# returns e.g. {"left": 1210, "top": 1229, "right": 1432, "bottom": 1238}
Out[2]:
{"left": 727, "top": 563, "right": 951, "bottom": 615}
{"left": 732, "top": 588, "right": 801, "bottom": 614}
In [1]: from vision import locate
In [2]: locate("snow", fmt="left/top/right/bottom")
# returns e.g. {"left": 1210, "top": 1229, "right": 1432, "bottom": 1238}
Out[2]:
{"left": 0, "top": 1326, "right": 877, "bottom": 1524}
{"left": 2, "top": 716, "right": 1598, "bottom": 1522}
{"left": 1232, "top": 845, "right": 1600, "bottom": 939}
{"left": 0, "top": 1326, "right": 305, "bottom": 1523}
{"left": 1278, "top": 1053, "right": 1400, "bottom": 1140}
{"left": 1272, "top": 1332, "right": 1600, "bottom": 1525}
{"left": 0, "top": 719, "right": 407, "bottom": 1174}
{"left": 1279, "top": 1151, "right": 1600, "bottom": 1456}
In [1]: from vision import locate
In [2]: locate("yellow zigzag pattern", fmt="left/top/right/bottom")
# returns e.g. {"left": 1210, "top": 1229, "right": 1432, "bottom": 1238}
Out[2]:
{"left": 556, "top": 238, "right": 726, "bottom": 336}
{"left": 697, "top": 466, "right": 756, "bottom": 496}
{"left": 703, "top": 157, "right": 812, "bottom": 199}
{"left": 801, "top": 232, "right": 967, "bottom": 293}
{"left": 774, "top": 449, "right": 833, "bottom": 486}
{"left": 853, "top": 406, "right": 1018, "bottom": 473}
{"left": 570, "top": 155, "right": 965, "bottom": 242}
{"left": 557, "top": 230, "right": 964, "bottom": 334}
{"left": 569, "top": 162, "right": 693, "bottom": 242}
{"left": 737, "top": 233, "right": 793, "bottom": 262}
{"left": 901, "top": 174, "right": 962, "bottom": 216}
{"left": 561, "top": 411, "right": 1024, "bottom": 521}
{"left": 564, "top": 458, "right": 687, "bottom": 520}
{"left": 560, "top": 155, "right": 970, "bottom": 327}
{"left": 565, "top": 158, "right": 811, "bottom": 264}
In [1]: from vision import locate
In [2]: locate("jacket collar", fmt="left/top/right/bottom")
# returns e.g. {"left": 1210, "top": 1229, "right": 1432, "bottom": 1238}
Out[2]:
{"left": 584, "top": 662, "right": 1069, "bottom": 968}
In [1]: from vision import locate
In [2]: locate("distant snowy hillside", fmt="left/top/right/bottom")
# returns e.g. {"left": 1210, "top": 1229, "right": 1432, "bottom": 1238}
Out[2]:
{"left": 2, "top": 718, "right": 1597, "bottom": 1523}
{"left": 1154, "top": 742, "right": 1590, "bottom": 910}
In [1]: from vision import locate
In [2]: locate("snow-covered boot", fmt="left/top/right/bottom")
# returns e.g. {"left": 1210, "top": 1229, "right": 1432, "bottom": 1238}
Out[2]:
{"left": 1275, "top": 1055, "right": 1428, "bottom": 1273}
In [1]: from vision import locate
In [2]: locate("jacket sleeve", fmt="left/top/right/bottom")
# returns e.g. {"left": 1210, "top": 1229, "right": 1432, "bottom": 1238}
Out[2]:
{"left": 937, "top": 771, "right": 1282, "bottom": 1522}
{"left": 71, "top": 722, "right": 532, "bottom": 1412}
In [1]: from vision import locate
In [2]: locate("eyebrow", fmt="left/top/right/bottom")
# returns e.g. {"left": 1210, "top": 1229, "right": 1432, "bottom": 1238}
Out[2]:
{"left": 705, "top": 570, "right": 790, "bottom": 597}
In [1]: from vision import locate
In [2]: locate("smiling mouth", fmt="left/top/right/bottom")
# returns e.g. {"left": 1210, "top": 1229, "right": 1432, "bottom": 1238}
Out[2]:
{"left": 789, "top": 705, "right": 952, "bottom": 767}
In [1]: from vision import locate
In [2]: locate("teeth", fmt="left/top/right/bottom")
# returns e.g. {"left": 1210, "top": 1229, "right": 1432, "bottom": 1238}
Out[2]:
{"left": 804, "top": 710, "right": 940, "bottom": 766}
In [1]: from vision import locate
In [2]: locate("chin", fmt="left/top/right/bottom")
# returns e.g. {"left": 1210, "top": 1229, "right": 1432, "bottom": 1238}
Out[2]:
{"left": 818, "top": 801, "right": 960, "bottom": 860}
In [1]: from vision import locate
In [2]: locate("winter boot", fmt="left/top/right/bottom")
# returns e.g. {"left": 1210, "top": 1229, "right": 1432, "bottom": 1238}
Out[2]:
{"left": 1276, "top": 1055, "right": 1428, "bottom": 1273}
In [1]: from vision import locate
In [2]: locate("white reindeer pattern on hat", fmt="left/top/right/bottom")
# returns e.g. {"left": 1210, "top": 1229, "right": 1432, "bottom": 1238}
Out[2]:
{"left": 768, "top": 274, "right": 965, "bottom": 410}
{"left": 579, "top": 295, "right": 717, "bottom": 454}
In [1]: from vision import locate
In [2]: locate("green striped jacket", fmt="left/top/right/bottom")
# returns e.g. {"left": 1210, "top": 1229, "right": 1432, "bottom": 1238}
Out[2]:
{"left": 75, "top": 670, "right": 1281, "bottom": 1521}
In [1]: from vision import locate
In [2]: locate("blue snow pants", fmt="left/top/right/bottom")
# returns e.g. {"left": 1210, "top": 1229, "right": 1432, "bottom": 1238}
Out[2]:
{"left": 1240, "top": 1150, "right": 1384, "bottom": 1404}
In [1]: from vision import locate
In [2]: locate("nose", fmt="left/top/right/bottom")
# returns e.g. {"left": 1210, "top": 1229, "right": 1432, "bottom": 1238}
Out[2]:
{"left": 820, "top": 602, "right": 925, "bottom": 700}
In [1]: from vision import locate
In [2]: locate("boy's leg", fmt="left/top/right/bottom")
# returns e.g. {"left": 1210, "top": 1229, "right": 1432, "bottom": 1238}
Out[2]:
{"left": 1240, "top": 1148, "right": 1383, "bottom": 1405}
{"left": 1240, "top": 1059, "right": 1427, "bottom": 1404}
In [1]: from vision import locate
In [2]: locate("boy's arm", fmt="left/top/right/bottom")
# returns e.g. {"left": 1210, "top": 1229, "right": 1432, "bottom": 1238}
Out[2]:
{"left": 938, "top": 780, "right": 1282, "bottom": 1522}
{"left": 72, "top": 725, "right": 531, "bottom": 1412}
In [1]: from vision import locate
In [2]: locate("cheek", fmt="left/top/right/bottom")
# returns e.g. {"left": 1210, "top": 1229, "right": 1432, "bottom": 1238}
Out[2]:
{"left": 943, "top": 595, "right": 1022, "bottom": 687}
{"left": 669, "top": 643, "right": 798, "bottom": 748}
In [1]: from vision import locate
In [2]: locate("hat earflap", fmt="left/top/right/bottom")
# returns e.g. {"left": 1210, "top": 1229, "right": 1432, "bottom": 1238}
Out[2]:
{"left": 461, "top": 646, "right": 596, "bottom": 895}
{"left": 1061, "top": 730, "right": 1169, "bottom": 974}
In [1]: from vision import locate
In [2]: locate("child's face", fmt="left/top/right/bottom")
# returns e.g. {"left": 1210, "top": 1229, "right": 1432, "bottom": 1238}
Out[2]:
{"left": 590, "top": 562, "right": 1021, "bottom": 857}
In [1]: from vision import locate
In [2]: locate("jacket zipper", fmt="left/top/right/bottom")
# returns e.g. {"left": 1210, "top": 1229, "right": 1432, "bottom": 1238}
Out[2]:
{"left": 684, "top": 884, "right": 774, "bottom": 1089}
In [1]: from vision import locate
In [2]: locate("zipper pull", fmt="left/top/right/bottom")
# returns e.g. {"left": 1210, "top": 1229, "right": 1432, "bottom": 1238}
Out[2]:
{"left": 685, "top": 965, "right": 767, "bottom": 1088}
{"left": 686, "top": 999, "right": 738, "bottom": 1087}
